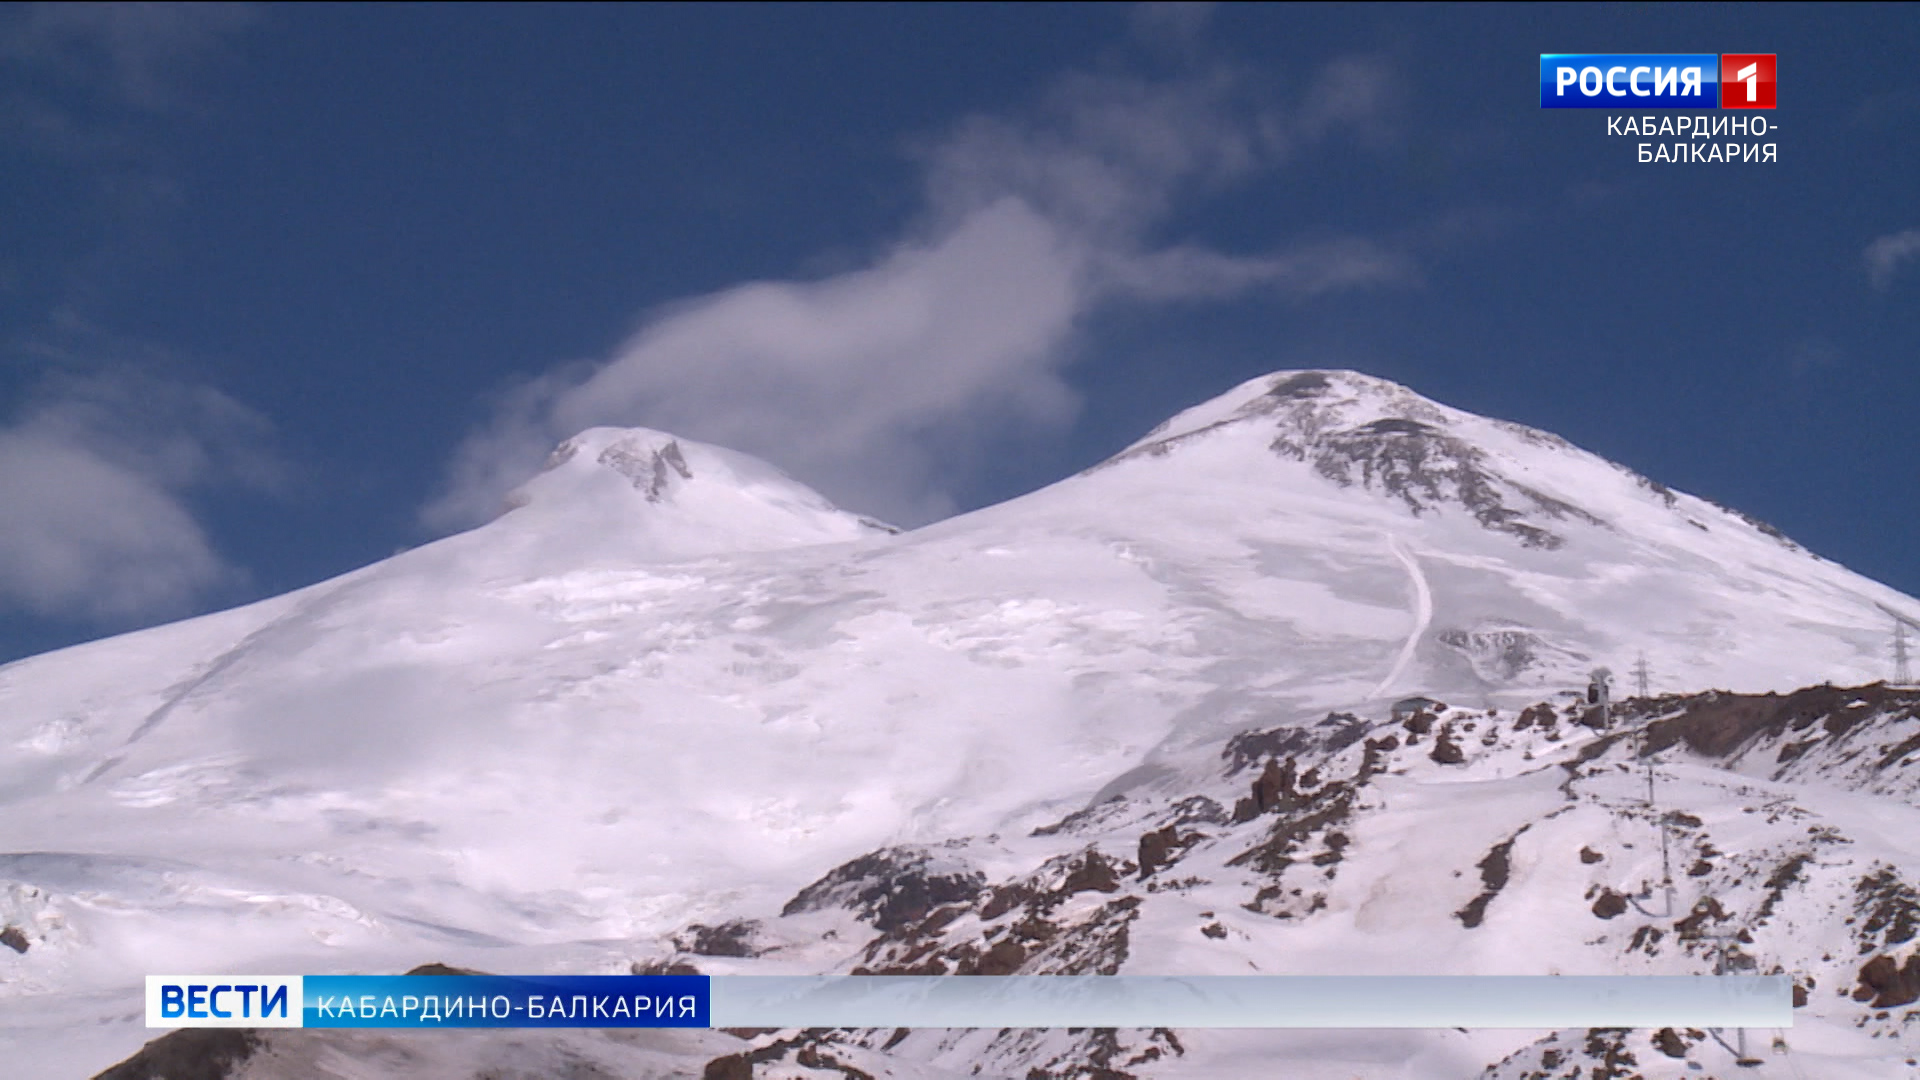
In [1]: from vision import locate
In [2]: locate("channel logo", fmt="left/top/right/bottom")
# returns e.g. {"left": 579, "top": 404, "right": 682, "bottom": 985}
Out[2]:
{"left": 1540, "top": 54, "right": 1775, "bottom": 109}
{"left": 1719, "top": 54, "right": 1776, "bottom": 109}
{"left": 148, "top": 976, "right": 303, "bottom": 1028}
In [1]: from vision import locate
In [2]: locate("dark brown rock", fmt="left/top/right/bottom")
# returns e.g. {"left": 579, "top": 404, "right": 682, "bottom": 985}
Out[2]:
{"left": 1675, "top": 896, "right": 1730, "bottom": 937}
{"left": 91, "top": 1030, "right": 259, "bottom": 1080}
{"left": 677, "top": 919, "right": 761, "bottom": 958}
{"left": 795, "top": 1044, "right": 876, "bottom": 1079}
{"left": 402, "top": 962, "right": 482, "bottom": 976}
{"left": 703, "top": 1055, "right": 754, "bottom": 1080}
{"left": 1581, "top": 1028, "right": 1640, "bottom": 1077}
{"left": 1138, "top": 825, "right": 1178, "bottom": 877}
{"left": 1629, "top": 925, "right": 1664, "bottom": 953}
{"left": 1591, "top": 890, "right": 1628, "bottom": 919}
{"left": 1857, "top": 954, "right": 1920, "bottom": 1008}
{"left": 1064, "top": 852, "right": 1121, "bottom": 895}
{"left": 1856, "top": 868, "right": 1919, "bottom": 948}
{"left": 783, "top": 847, "right": 985, "bottom": 933}
{"left": 632, "top": 958, "right": 702, "bottom": 976}
{"left": 1223, "top": 725, "right": 1317, "bottom": 774}
{"left": 981, "top": 883, "right": 1036, "bottom": 920}
{"left": 1755, "top": 854, "right": 1811, "bottom": 923}
{"left": 1456, "top": 828, "right": 1525, "bottom": 928}
{"left": 973, "top": 938, "right": 1026, "bottom": 976}
{"left": 1516, "top": 703, "right": 1555, "bottom": 731}
{"left": 1250, "top": 756, "right": 1303, "bottom": 814}
{"left": 1640, "top": 683, "right": 1920, "bottom": 759}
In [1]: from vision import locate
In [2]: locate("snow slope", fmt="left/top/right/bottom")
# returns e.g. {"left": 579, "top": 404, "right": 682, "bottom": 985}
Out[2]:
{"left": 704, "top": 685, "right": 1920, "bottom": 1079}
{"left": 1, "top": 371, "right": 1915, "bottom": 1077}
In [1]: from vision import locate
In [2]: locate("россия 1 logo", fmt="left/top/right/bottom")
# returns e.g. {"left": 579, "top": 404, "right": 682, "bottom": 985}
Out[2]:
{"left": 1718, "top": 54, "right": 1776, "bottom": 109}
{"left": 1540, "top": 54, "right": 1775, "bottom": 108}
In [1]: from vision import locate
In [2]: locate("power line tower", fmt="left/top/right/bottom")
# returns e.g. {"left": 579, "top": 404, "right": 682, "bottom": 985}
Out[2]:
{"left": 1633, "top": 652, "right": 1651, "bottom": 698}
{"left": 1878, "top": 604, "right": 1918, "bottom": 686}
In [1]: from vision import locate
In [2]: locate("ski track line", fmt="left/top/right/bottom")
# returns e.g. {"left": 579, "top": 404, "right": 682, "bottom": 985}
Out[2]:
{"left": 83, "top": 578, "right": 367, "bottom": 784}
{"left": 1372, "top": 534, "right": 1432, "bottom": 699}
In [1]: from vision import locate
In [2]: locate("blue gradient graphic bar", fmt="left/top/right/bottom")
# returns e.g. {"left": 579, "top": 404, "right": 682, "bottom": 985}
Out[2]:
{"left": 149, "top": 974, "right": 1789, "bottom": 1029}
{"left": 1540, "top": 55, "right": 1721, "bottom": 108}
{"left": 301, "top": 975, "right": 708, "bottom": 1028}
{"left": 710, "top": 976, "right": 1790, "bottom": 1029}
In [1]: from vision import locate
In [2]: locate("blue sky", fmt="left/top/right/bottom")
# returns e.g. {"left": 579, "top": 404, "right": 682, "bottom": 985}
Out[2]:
{"left": 2, "top": 3, "right": 1916, "bottom": 664}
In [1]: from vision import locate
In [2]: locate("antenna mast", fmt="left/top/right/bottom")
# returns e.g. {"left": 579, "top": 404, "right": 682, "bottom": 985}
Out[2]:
{"left": 1633, "top": 652, "right": 1651, "bottom": 698}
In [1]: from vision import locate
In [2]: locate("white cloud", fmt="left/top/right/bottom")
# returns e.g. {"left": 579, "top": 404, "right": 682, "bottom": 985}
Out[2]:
{"left": 920, "top": 69, "right": 1276, "bottom": 241}
{"left": 0, "top": 430, "right": 226, "bottom": 620}
{"left": 427, "top": 59, "right": 1411, "bottom": 532}
{"left": 430, "top": 200, "right": 1083, "bottom": 528}
{"left": 1865, "top": 228, "right": 1920, "bottom": 291}
{"left": 0, "top": 360, "right": 281, "bottom": 623}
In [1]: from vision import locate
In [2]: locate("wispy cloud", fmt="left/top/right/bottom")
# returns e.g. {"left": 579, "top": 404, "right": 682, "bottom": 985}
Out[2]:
{"left": 0, "top": 8, "right": 275, "bottom": 636}
{"left": 1865, "top": 228, "right": 1920, "bottom": 291}
{"left": 1, "top": 4, "right": 258, "bottom": 323}
{"left": 426, "top": 54, "right": 1413, "bottom": 532}
{"left": 1130, "top": 3, "right": 1219, "bottom": 51}
{"left": 1851, "top": 87, "right": 1920, "bottom": 131}
{"left": 0, "top": 335, "right": 283, "bottom": 623}
{"left": 1787, "top": 336, "right": 1843, "bottom": 376}
{"left": 1, "top": 2, "right": 255, "bottom": 115}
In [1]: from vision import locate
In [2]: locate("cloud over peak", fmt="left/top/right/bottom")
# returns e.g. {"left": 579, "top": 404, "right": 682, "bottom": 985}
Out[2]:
{"left": 427, "top": 57, "right": 1412, "bottom": 533}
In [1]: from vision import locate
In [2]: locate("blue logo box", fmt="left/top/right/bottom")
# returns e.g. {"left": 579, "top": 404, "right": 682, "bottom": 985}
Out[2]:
{"left": 1540, "top": 54, "right": 1721, "bottom": 108}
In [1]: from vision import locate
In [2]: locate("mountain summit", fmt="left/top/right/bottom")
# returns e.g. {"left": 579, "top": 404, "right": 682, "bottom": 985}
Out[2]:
{"left": 3, "top": 371, "right": 1916, "bottom": 1078}
{"left": 498, "top": 426, "right": 892, "bottom": 560}
{"left": 1114, "top": 369, "right": 1626, "bottom": 549}
{"left": 1024, "top": 369, "right": 1906, "bottom": 708}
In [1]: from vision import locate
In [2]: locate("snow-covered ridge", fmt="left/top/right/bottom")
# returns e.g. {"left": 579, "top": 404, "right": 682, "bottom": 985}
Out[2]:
{"left": 84, "top": 684, "right": 1918, "bottom": 1078}
{"left": 1102, "top": 369, "right": 1812, "bottom": 557}
{"left": 494, "top": 426, "right": 893, "bottom": 560}
{"left": 644, "top": 684, "right": 1920, "bottom": 1079}
{"left": 4, "top": 369, "right": 1919, "bottom": 1077}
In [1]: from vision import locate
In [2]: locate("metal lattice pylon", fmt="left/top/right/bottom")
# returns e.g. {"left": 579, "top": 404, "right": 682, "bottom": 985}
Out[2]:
{"left": 1874, "top": 604, "right": 1917, "bottom": 686}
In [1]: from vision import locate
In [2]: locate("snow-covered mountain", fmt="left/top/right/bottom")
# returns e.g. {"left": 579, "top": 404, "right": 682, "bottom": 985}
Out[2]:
{"left": 2, "top": 370, "right": 1915, "bottom": 1078}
